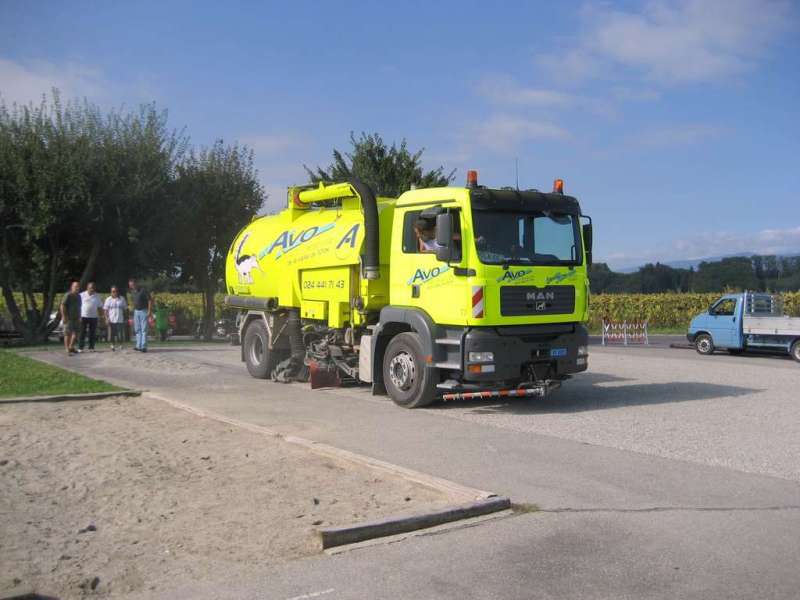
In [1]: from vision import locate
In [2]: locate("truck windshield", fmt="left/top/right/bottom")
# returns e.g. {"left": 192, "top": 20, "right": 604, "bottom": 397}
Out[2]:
{"left": 471, "top": 210, "right": 582, "bottom": 266}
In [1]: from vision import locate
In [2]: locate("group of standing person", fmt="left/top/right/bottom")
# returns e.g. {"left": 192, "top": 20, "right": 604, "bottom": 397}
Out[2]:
{"left": 59, "top": 278, "right": 153, "bottom": 356}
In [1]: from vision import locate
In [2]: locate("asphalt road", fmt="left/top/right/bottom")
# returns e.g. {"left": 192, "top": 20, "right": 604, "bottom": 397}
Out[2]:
{"left": 28, "top": 343, "right": 800, "bottom": 599}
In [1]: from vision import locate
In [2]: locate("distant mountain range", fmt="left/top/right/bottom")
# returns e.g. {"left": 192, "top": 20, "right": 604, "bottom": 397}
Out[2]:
{"left": 616, "top": 253, "right": 800, "bottom": 273}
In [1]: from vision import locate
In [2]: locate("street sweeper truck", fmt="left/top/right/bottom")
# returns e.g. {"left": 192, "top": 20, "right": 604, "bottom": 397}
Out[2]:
{"left": 224, "top": 171, "right": 592, "bottom": 407}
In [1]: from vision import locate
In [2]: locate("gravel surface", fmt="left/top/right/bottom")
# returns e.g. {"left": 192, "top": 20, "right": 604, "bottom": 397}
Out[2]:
{"left": 0, "top": 395, "right": 450, "bottom": 598}
{"left": 430, "top": 347, "right": 800, "bottom": 482}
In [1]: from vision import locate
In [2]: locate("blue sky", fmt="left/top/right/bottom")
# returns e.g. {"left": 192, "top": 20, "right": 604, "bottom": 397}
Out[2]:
{"left": 2, "top": 0, "right": 798, "bottom": 269}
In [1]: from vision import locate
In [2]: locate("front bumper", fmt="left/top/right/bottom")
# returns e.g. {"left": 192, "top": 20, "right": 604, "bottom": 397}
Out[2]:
{"left": 686, "top": 331, "right": 697, "bottom": 344}
{"left": 461, "top": 323, "right": 588, "bottom": 383}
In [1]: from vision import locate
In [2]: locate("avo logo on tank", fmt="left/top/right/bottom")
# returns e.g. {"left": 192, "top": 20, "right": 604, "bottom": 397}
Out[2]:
{"left": 258, "top": 223, "right": 336, "bottom": 260}
{"left": 408, "top": 265, "right": 450, "bottom": 285}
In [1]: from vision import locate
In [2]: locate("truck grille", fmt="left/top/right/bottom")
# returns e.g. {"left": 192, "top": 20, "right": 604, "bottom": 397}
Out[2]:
{"left": 500, "top": 285, "right": 575, "bottom": 316}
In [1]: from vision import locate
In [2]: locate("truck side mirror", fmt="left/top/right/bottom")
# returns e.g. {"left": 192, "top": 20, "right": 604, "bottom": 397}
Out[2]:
{"left": 582, "top": 223, "right": 593, "bottom": 266}
{"left": 435, "top": 213, "right": 453, "bottom": 263}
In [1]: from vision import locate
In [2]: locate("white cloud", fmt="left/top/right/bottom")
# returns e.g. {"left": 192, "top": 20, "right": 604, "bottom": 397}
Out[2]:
{"left": 476, "top": 75, "right": 618, "bottom": 117}
{"left": 0, "top": 57, "right": 108, "bottom": 106}
{"left": 472, "top": 114, "right": 571, "bottom": 154}
{"left": 539, "top": 0, "right": 793, "bottom": 84}
{"left": 628, "top": 124, "right": 726, "bottom": 147}
{"left": 671, "top": 227, "right": 800, "bottom": 258}
{"left": 477, "top": 76, "right": 578, "bottom": 108}
{"left": 602, "top": 226, "right": 800, "bottom": 269}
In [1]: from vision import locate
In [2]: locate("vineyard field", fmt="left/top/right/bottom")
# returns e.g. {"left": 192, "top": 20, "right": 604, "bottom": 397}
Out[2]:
{"left": 2, "top": 291, "right": 799, "bottom": 332}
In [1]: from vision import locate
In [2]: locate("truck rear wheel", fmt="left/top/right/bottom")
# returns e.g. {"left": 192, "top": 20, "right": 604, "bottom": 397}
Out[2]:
{"left": 244, "top": 319, "right": 277, "bottom": 379}
{"left": 383, "top": 332, "right": 437, "bottom": 408}
{"left": 695, "top": 334, "right": 714, "bottom": 355}
{"left": 791, "top": 340, "right": 800, "bottom": 363}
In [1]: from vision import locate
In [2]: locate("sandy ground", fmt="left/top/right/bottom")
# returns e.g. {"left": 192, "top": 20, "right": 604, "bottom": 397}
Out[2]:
{"left": 0, "top": 395, "right": 451, "bottom": 599}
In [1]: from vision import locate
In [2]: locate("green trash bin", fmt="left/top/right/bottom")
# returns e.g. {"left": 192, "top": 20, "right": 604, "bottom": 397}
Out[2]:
{"left": 155, "top": 307, "right": 169, "bottom": 342}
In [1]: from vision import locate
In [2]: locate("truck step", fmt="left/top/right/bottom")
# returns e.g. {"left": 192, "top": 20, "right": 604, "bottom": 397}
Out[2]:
{"left": 436, "top": 379, "right": 461, "bottom": 390}
{"left": 434, "top": 362, "right": 461, "bottom": 370}
{"left": 435, "top": 338, "right": 461, "bottom": 346}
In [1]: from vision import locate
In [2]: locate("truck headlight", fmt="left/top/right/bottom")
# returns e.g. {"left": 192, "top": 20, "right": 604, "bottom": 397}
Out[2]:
{"left": 468, "top": 351, "right": 494, "bottom": 363}
{"left": 577, "top": 345, "right": 588, "bottom": 356}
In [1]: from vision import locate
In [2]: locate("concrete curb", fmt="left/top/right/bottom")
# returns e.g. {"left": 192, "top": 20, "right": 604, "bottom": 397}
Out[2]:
{"left": 146, "top": 392, "right": 495, "bottom": 503}
{"left": 318, "top": 496, "right": 512, "bottom": 549}
{"left": 0, "top": 389, "right": 141, "bottom": 404}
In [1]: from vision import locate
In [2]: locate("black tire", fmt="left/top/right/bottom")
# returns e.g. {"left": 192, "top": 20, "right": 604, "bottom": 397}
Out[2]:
{"left": 791, "top": 340, "right": 800, "bottom": 363}
{"left": 382, "top": 332, "right": 438, "bottom": 408}
{"left": 243, "top": 319, "right": 277, "bottom": 379}
{"left": 695, "top": 333, "right": 714, "bottom": 355}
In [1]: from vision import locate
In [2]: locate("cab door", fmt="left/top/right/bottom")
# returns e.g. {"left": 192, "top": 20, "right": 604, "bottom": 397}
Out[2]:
{"left": 390, "top": 206, "right": 468, "bottom": 325}
{"left": 707, "top": 295, "right": 741, "bottom": 348}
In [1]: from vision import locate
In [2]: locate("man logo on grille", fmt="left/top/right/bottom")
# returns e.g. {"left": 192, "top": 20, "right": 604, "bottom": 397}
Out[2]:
{"left": 526, "top": 291, "right": 555, "bottom": 301}
{"left": 536, "top": 301, "right": 547, "bottom": 311}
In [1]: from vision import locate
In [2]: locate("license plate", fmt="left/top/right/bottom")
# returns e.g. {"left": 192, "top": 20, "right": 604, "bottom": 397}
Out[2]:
{"left": 550, "top": 348, "right": 567, "bottom": 357}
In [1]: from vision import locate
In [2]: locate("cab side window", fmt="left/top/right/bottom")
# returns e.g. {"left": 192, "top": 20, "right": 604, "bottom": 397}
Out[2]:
{"left": 401, "top": 208, "right": 462, "bottom": 261}
{"left": 712, "top": 298, "right": 737, "bottom": 316}
{"left": 402, "top": 211, "right": 424, "bottom": 253}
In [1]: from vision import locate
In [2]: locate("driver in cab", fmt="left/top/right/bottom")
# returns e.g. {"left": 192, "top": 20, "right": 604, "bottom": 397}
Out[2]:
{"left": 413, "top": 217, "right": 442, "bottom": 253}
{"left": 414, "top": 216, "right": 461, "bottom": 255}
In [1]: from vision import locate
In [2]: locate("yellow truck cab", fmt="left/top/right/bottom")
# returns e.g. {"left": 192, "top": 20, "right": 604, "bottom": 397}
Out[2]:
{"left": 225, "top": 171, "right": 592, "bottom": 408}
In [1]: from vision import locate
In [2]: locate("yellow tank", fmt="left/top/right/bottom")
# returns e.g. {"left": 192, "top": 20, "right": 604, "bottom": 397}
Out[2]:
{"left": 225, "top": 182, "right": 393, "bottom": 328}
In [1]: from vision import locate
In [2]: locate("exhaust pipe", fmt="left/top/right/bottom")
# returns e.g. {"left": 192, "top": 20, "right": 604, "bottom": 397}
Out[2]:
{"left": 349, "top": 179, "right": 380, "bottom": 280}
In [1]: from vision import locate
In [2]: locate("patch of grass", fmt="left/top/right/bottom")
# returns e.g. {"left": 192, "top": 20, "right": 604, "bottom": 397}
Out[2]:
{"left": 0, "top": 351, "right": 121, "bottom": 398}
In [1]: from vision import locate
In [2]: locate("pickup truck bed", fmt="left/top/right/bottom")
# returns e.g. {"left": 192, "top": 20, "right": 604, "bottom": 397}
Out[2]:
{"left": 743, "top": 316, "right": 800, "bottom": 336}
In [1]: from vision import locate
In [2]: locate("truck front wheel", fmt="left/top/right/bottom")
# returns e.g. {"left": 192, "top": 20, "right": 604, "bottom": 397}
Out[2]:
{"left": 244, "top": 319, "right": 277, "bottom": 379}
{"left": 383, "top": 332, "right": 437, "bottom": 408}
{"left": 791, "top": 340, "right": 800, "bottom": 363}
{"left": 695, "top": 333, "right": 714, "bottom": 355}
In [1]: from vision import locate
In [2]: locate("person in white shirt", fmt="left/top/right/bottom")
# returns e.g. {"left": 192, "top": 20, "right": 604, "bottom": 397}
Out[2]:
{"left": 103, "top": 286, "right": 128, "bottom": 351}
{"left": 79, "top": 282, "right": 104, "bottom": 352}
{"left": 414, "top": 217, "right": 444, "bottom": 253}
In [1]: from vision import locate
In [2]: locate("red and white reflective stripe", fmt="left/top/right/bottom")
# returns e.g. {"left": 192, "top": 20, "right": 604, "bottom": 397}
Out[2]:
{"left": 442, "top": 387, "right": 546, "bottom": 401}
{"left": 471, "top": 286, "right": 484, "bottom": 318}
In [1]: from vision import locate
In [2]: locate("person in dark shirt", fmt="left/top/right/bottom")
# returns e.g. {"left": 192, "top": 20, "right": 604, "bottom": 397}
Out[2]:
{"left": 128, "top": 278, "right": 153, "bottom": 352}
{"left": 60, "top": 280, "right": 82, "bottom": 355}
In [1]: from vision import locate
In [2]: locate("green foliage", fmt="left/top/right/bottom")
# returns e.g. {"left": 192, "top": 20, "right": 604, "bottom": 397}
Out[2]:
{"left": 0, "top": 291, "right": 226, "bottom": 324}
{"left": 590, "top": 292, "right": 800, "bottom": 330}
{"left": 305, "top": 132, "right": 455, "bottom": 197}
{"left": 0, "top": 91, "right": 186, "bottom": 342}
{"left": 591, "top": 256, "right": 800, "bottom": 294}
{"left": 4, "top": 290, "right": 797, "bottom": 335}
{"left": 0, "top": 91, "right": 264, "bottom": 342}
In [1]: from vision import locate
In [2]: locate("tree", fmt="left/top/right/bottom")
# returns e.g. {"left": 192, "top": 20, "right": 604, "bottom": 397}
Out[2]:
{"left": 0, "top": 91, "right": 185, "bottom": 342}
{"left": 692, "top": 257, "right": 760, "bottom": 292}
{"left": 305, "top": 132, "right": 455, "bottom": 197}
{"left": 172, "top": 141, "right": 264, "bottom": 339}
{"left": 0, "top": 93, "right": 102, "bottom": 342}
